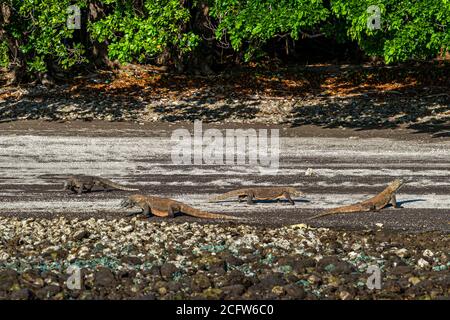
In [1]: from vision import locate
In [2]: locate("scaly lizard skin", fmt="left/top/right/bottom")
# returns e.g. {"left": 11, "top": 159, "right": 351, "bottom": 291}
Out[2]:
{"left": 209, "top": 187, "right": 304, "bottom": 205}
{"left": 63, "top": 175, "right": 138, "bottom": 194}
{"left": 121, "top": 194, "right": 242, "bottom": 220}
{"left": 309, "top": 179, "right": 407, "bottom": 219}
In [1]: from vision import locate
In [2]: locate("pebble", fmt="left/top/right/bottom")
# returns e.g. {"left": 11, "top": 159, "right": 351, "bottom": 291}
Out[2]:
{"left": 271, "top": 286, "right": 285, "bottom": 295}
{"left": 339, "top": 290, "right": 352, "bottom": 300}
{"left": 422, "top": 249, "right": 434, "bottom": 258}
{"left": 121, "top": 225, "right": 134, "bottom": 233}
{"left": 191, "top": 274, "right": 212, "bottom": 292}
{"left": 94, "top": 268, "right": 117, "bottom": 288}
{"left": 284, "top": 284, "right": 305, "bottom": 299}
{"left": 408, "top": 277, "right": 421, "bottom": 286}
{"left": 394, "top": 248, "right": 409, "bottom": 258}
{"left": 221, "top": 284, "right": 245, "bottom": 296}
{"left": 72, "top": 230, "right": 90, "bottom": 241}
{"left": 160, "top": 263, "right": 178, "bottom": 280}
{"left": 417, "top": 258, "right": 430, "bottom": 269}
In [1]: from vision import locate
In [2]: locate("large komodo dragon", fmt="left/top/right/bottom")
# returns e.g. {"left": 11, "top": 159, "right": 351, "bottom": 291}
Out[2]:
{"left": 121, "top": 194, "right": 242, "bottom": 220}
{"left": 63, "top": 175, "right": 139, "bottom": 194}
{"left": 309, "top": 179, "right": 407, "bottom": 219}
{"left": 209, "top": 187, "right": 304, "bottom": 205}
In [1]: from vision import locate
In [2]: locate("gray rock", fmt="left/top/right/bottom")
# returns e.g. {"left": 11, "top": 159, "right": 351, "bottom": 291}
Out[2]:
{"left": 259, "top": 273, "right": 286, "bottom": 288}
{"left": 284, "top": 284, "right": 305, "bottom": 299}
{"left": 72, "top": 230, "right": 90, "bottom": 241}
{"left": 221, "top": 284, "right": 245, "bottom": 297}
{"left": 0, "top": 270, "right": 18, "bottom": 291}
{"left": 191, "top": 274, "right": 211, "bottom": 292}
{"left": 11, "top": 288, "right": 33, "bottom": 300}
{"left": 94, "top": 268, "right": 117, "bottom": 288}
{"left": 160, "top": 263, "right": 178, "bottom": 280}
{"left": 35, "top": 285, "right": 61, "bottom": 300}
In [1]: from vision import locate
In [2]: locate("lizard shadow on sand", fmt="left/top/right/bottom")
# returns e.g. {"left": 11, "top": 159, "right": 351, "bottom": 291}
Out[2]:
{"left": 323, "top": 199, "right": 425, "bottom": 209}
{"left": 136, "top": 212, "right": 186, "bottom": 219}
{"left": 256, "top": 199, "right": 311, "bottom": 204}
{"left": 66, "top": 189, "right": 123, "bottom": 194}
{"left": 394, "top": 199, "right": 426, "bottom": 207}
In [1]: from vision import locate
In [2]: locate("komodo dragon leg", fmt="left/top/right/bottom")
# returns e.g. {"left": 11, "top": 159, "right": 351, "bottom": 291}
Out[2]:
{"left": 283, "top": 192, "right": 295, "bottom": 205}
{"left": 68, "top": 187, "right": 77, "bottom": 194}
{"left": 390, "top": 195, "right": 400, "bottom": 208}
{"left": 142, "top": 204, "right": 151, "bottom": 217}
{"left": 77, "top": 184, "right": 94, "bottom": 194}
{"left": 246, "top": 192, "right": 255, "bottom": 205}
{"left": 167, "top": 206, "right": 176, "bottom": 218}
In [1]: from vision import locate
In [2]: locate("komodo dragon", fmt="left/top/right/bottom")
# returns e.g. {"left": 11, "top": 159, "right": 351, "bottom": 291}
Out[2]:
{"left": 309, "top": 179, "right": 407, "bottom": 219}
{"left": 209, "top": 187, "right": 304, "bottom": 205}
{"left": 62, "top": 175, "right": 138, "bottom": 194}
{"left": 120, "top": 194, "right": 242, "bottom": 220}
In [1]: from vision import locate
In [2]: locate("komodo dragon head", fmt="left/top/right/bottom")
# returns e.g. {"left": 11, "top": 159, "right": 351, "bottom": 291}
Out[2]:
{"left": 120, "top": 194, "right": 145, "bottom": 208}
{"left": 62, "top": 180, "right": 74, "bottom": 191}
{"left": 389, "top": 178, "right": 409, "bottom": 191}
{"left": 120, "top": 197, "right": 136, "bottom": 208}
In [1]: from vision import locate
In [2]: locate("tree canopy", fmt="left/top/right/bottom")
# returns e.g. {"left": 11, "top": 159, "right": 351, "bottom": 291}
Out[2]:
{"left": 0, "top": 0, "right": 449, "bottom": 81}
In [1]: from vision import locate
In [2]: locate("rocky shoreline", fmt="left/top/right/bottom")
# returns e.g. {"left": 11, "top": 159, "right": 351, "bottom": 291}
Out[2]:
{"left": 0, "top": 217, "right": 448, "bottom": 300}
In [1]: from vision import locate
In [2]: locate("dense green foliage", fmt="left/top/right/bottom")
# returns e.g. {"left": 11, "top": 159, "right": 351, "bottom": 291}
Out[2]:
{"left": 0, "top": 0, "right": 449, "bottom": 78}
{"left": 20, "top": 0, "right": 88, "bottom": 72}
{"left": 89, "top": 0, "right": 199, "bottom": 63}
{"left": 331, "top": 0, "right": 450, "bottom": 63}
{"left": 210, "top": 0, "right": 330, "bottom": 60}
{"left": 0, "top": 40, "right": 8, "bottom": 67}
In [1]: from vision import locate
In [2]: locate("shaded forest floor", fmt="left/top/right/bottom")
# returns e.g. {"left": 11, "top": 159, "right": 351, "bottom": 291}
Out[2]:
{"left": 0, "top": 63, "right": 449, "bottom": 137}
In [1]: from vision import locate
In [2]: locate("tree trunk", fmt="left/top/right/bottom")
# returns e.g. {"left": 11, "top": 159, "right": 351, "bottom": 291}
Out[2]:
{"left": 1, "top": 2, "right": 26, "bottom": 84}
{"left": 87, "top": 2, "right": 118, "bottom": 69}
{"left": 185, "top": 2, "right": 215, "bottom": 75}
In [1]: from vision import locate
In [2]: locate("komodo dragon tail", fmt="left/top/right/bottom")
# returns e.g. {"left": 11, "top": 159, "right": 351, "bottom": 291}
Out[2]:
{"left": 208, "top": 190, "right": 245, "bottom": 202}
{"left": 100, "top": 178, "right": 139, "bottom": 191}
{"left": 180, "top": 204, "right": 242, "bottom": 220}
{"left": 308, "top": 204, "right": 369, "bottom": 220}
